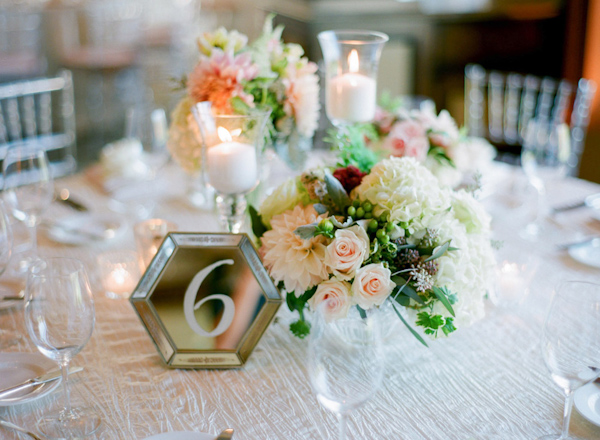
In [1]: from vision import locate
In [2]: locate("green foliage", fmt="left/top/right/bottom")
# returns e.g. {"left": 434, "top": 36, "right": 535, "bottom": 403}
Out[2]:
{"left": 290, "top": 320, "right": 311, "bottom": 339}
{"left": 391, "top": 302, "right": 428, "bottom": 347}
{"left": 378, "top": 91, "right": 405, "bottom": 113}
{"left": 432, "top": 286, "right": 456, "bottom": 317}
{"left": 325, "top": 126, "right": 379, "bottom": 173}
{"left": 427, "top": 145, "right": 455, "bottom": 167}
{"left": 416, "top": 311, "right": 456, "bottom": 337}
{"left": 248, "top": 205, "right": 267, "bottom": 239}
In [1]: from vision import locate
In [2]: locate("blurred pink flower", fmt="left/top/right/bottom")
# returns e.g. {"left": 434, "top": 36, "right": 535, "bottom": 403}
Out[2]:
{"left": 382, "top": 119, "right": 429, "bottom": 162}
{"left": 187, "top": 50, "right": 259, "bottom": 114}
{"left": 283, "top": 61, "right": 320, "bottom": 138}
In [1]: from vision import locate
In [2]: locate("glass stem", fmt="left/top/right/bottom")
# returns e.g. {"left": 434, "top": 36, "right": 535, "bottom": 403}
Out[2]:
{"left": 60, "top": 361, "right": 72, "bottom": 417}
{"left": 560, "top": 389, "right": 574, "bottom": 439}
{"left": 338, "top": 412, "right": 347, "bottom": 440}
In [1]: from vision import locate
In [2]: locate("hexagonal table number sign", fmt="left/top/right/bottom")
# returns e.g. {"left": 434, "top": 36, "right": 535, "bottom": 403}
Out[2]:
{"left": 130, "top": 233, "right": 282, "bottom": 369}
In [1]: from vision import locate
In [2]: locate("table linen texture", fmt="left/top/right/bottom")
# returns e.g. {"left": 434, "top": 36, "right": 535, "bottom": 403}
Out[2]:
{"left": 0, "top": 157, "right": 599, "bottom": 440}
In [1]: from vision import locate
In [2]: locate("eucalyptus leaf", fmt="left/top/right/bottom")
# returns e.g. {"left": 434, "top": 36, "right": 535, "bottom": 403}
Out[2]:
{"left": 393, "top": 294, "right": 410, "bottom": 307}
{"left": 357, "top": 306, "right": 367, "bottom": 319}
{"left": 433, "top": 286, "right": 456, "bottom": 317}
{"left": 397, "top": 243, "right": 417, "bottom": 250}
{"left": 392, "top": 276, "right": 424, "bottom": 305}
{"left": 391, "top": 302, "right": 428, "bottom": 347}
{"left": 294, "top": 223, "right": 318, "bottom": 240}
{"left": 313, "top": 204, "right": 328, "bottom": 215}
{"left": 424, "top": 240, "right": 451, "bottom": 262}
{"left": 324, "top": 172, "right": 351, "bottom": 210}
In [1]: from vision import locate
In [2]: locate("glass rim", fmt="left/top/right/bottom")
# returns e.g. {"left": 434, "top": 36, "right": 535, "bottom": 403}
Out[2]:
{"left": 317, "top": 29, "right": 389, "bottom": 45}
{"left": 554, "top": 279, "right": 600, "bottom": 300}
{"left": 29, "top": 257, "right": 86, "bottom": 278}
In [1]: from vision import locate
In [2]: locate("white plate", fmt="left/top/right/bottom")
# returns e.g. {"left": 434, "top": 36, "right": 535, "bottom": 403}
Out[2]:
{"left": 143, "top": 432, "right": 215, "bottom": 440}
{"left": 43, "top": 213, "right": 127, "bottom": 246}
{"left": 568, "top": 240, "right": 600, "bottom": 269}
{"left": 0, "top": 352, "right": 60, "bottom": 406}
{"left": 574, "top": 382, "right": 600, "bottom": 427}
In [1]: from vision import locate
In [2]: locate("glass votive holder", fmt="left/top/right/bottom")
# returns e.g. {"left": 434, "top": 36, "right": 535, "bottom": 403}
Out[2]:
{"left": 134, "top": 219, "right": 178, "bottom": 268}
{"left": 491, "top": 244, "right": 540, "bottom": 309}
{"left": 97, "top": 250, "right": 142, "bottom": 299}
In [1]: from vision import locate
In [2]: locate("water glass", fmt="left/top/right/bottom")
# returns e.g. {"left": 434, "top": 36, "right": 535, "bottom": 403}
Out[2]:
{"left": 308, "top": 300, "right": 385, "bottom": 440}
{"left": 25, "top": 258, "right": 101, "bottom": 438}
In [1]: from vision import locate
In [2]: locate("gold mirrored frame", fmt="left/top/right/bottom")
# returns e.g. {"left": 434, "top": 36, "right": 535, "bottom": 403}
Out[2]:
{"left": 130, "top": 233, "right": 282, "bottom": 369}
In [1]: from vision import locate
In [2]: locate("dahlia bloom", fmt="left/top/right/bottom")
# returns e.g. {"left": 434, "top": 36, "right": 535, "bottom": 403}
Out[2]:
{"left": 260, "top": 205, "right": 330, "bottom": 295}
{"left": 187, "top": 50, "right": 258, "bottom": 114}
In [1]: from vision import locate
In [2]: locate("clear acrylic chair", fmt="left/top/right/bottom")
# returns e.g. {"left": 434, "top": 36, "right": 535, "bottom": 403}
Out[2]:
{"left": 464, "top": 63, "right": 596, "bottom": 175}
{"left": 0, "top": 70, "right": 77, "bottom": 182}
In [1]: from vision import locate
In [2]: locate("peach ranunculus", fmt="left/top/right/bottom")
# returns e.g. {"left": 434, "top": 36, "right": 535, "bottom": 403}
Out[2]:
{"left": 351, "top": 263, "right": 395, "bottom": 310}
{"left": 382, "top": 119, "right": 429, "bottom": 162}
{"left": 308, "top": 278, "right": 352, "bottom": 322}
{"left": 325, "top": 225, "right": 370, "bottom": 281}
{"left": 260, "top": 205, "right": 330, "bottom": 295}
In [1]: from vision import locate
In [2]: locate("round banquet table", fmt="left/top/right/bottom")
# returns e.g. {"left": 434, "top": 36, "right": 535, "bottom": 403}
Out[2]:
{"left": 0, "top": 154, "right": 599, "bottom": 440}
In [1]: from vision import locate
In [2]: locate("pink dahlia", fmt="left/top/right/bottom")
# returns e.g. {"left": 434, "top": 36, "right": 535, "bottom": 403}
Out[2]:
{"left": 260, "top": 204, "right": 330, "bottom": 295}
{"left": 187, "top": 49, "right": 259, "bottom": 114}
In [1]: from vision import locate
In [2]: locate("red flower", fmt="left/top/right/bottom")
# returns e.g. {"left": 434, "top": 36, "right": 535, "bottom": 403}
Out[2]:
{"left": 333, "top": 166, "right": 367, "bottom": 194}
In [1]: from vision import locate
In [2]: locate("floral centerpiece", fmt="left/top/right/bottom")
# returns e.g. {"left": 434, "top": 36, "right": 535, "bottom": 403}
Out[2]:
{"left": 330, "top": 95, "right": 496, "bottom": 188}
{"left": 250, "top": 156, "right": 495, "bottom": 344}
{"left": 167, "top": 15, "right": 320, "bottom": 175}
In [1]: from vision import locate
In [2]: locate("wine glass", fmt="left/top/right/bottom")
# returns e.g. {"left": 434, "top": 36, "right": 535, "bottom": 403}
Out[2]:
{"left": 2, "top": 143, "right": 53, "bottom": 271}
{"left": 24, "top": 258, "right": 101, "bottom": 439}
{"left": 308, "top": 300, "right": 385, "bottom": 440}
{"left": 125, "top": 107, "right": 171, "bottom": 179}
{"left": 520, "top": 119, "right": 569, "bottom": 241}
{"left": 538, "top": 280, "right": 600, "bottom": 440}
{"left": 0, "top": 199, "right": 21, "bottom": 348}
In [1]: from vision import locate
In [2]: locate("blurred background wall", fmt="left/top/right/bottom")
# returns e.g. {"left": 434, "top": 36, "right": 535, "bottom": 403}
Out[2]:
{"left": 1, "top": 0, "right": 598, "bottom": 181}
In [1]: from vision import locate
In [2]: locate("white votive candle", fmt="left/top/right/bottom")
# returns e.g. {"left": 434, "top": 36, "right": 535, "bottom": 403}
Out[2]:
{"left": 105, "top": 267, "right": 136, "bottom": 297}
{"left": 327, "top": 73, "right": 376, "bottom": 123}
{"left": 207, "top": 141, "right": 257, "bottom": 194}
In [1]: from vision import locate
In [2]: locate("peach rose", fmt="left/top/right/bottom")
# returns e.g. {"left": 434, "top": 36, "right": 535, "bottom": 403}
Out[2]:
{"left": 351, "top": 263, "right": 395, "bottom": 309}
{"left": 325, "top": 225, "right": 370, "bottom": 281}
{"left": 308, "top": 278, "right": 352, "bottom": 322}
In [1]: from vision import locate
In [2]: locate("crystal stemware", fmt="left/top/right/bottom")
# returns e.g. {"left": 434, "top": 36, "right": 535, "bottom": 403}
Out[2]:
{"left": 520, "top": 119, "right": 569, "bottom": 241}
{"left": 2, "top": 143, "right": 53, "bottom": 272}
{"left": 24, "top": 258, "right": 101, "bottom": 439}
{"left": 308, "top": 299, "right": 385, "bottom": 440}
{"left": 0, "top": 200, "right": 21, "bottom": 348}
{"left": 538, "top": 280, "right": 600, "bottom": 440}
{"left": 192, "top": 106, "right": 270, "bottom": 233}
{"left": 318, "top": 30, "right": 388, "bottom": 129}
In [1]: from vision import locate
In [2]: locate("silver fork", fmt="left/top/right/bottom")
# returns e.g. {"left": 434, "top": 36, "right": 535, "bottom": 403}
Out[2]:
{"left": 0, "top": 416, "right": 42, "bottom": 440}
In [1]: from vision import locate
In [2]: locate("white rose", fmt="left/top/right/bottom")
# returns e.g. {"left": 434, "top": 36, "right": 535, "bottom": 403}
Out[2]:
{"left": 351, "top": 263, "right": 395, "bottom": 310}
{"left": 308, "top": 278, "right": 352, "bottom": 322}
{"left": 325, "top": 225, "right": 370, "bottom": 281}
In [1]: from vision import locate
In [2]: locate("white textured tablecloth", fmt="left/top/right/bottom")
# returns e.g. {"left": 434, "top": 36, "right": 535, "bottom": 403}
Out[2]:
{"left": 1, "top": 156, "right": 600, "bottom": 440}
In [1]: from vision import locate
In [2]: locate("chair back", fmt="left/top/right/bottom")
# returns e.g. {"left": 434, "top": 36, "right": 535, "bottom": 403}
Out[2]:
{"left": 464, "top": 64, "right": 596, "bottom": 173}
{"left": 0, "top": 70, "right": 77, "bottom": 180}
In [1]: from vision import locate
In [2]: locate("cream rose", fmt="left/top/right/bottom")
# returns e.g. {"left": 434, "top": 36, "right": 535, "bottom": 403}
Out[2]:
{"left": 325, "top": 225, "right": 370, "bottom": 281}
{"left": 308, "top": 278, "right": 352, "bottom": 322}
{"left": 351, "top": 263, "right": 395, "bottom": 309}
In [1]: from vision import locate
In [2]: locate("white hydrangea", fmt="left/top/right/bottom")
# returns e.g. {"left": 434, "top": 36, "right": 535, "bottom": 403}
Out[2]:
{"left": 354, "top": 157, "right": 451, "bottom": 232}
{"left": 451, "top": 189, "right": 492, "bottom": 234}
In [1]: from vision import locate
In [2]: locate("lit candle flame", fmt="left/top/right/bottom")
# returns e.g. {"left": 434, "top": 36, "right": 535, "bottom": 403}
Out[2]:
{"left": 348, "top": 49, "right": 359, "bottom": 73}
{"left": 217, "top": 127, "right": 232, "bottom": 142}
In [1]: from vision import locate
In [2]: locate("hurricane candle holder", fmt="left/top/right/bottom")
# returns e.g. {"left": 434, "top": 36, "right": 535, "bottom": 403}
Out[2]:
{"left": 192, "top": 106, "right": 270, "bottom": 233}
{"left": 318, "top": 30, "right": 388, "bottom": 128}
